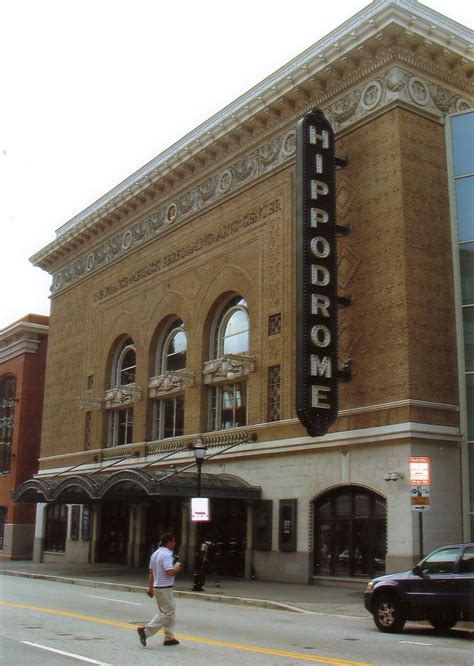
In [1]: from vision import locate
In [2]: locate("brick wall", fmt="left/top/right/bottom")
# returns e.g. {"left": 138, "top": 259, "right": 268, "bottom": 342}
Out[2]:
{"left": 39, "top": 107, "right": 459, "bottom": 464}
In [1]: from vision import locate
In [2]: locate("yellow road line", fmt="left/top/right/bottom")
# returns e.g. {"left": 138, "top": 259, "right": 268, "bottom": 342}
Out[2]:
{"left": 0, "top": 600, "right": 374, "bottom": 666}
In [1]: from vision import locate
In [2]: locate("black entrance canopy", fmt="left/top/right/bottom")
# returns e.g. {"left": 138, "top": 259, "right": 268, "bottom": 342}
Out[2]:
{"left": 11, "top": 468, "right": 262, "bottom": 504}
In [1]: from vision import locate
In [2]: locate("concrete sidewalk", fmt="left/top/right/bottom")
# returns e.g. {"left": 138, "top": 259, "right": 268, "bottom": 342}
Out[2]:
{"left": 0, "top": 559, "right": 369, "bottom": 617}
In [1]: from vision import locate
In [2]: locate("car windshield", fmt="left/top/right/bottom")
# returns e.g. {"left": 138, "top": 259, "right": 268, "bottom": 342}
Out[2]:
{"left": 420, "top": 547, "right": 460, "bottom": 575}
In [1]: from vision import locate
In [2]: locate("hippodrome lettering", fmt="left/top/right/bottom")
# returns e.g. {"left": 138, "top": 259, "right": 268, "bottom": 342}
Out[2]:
{"left": 296, "top": 110, "right": 338, "bottom": 437}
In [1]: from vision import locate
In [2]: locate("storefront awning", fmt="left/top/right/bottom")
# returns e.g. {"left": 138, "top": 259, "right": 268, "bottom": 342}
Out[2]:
{"left": 12, "top": 468, "right": 262, "bottom": 504}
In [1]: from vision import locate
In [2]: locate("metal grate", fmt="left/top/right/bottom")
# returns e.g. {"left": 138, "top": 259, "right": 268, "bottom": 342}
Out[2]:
{"left": 267, "top": 365, "right": 281, "bottom": 422}
{"left": 268, "top": 313, "right": 281, "bottom": 336}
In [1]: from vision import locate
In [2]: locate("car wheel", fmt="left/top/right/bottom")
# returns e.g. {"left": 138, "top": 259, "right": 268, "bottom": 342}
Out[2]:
{"left": 373, "top": 594, "right": 406, "bottom": 633}
{"left": 428, "top": 610, "right": 458, "bottom": 632}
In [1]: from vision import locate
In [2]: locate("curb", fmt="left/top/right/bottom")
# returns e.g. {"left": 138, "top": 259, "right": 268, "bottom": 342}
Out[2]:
{"left": 0, "top": 569, "right": 303, "bottom": 614}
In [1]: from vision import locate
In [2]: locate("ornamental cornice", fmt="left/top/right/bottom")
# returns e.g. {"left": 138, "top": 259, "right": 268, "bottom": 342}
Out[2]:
{"left": 325, "top": 65, "right": 471, "bottom": 133}
{"left": 31, "top": 1, "right": 472, "bottom": 277}
{"left": 0, "top": 322, "right": 49, "bottom": 363}
{"left": 202, "top": 354, "right": 256, "bottom": 385}
{"left": 45, "top": 60, "right": 472, "bottom": 297}
{"left": 148, "top": 370, "right": 195, "bottom": 397}
{"left": 49, "top": 130, "right": 296, "bottom": 295}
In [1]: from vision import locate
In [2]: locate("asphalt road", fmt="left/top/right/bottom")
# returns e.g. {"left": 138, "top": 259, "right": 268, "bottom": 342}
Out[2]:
{"left": 1, "top": 576, "right": 472, "bottom": 665}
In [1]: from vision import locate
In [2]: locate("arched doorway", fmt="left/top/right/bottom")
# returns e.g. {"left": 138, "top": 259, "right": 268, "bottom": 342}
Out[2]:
{"left": 313, "top": 486, "right": 386, "bottom": 578}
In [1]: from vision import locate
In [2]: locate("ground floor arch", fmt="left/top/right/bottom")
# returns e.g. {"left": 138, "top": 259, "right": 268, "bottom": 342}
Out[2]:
{"left": 313, "top": 485, "right": 387, "bottom": 579}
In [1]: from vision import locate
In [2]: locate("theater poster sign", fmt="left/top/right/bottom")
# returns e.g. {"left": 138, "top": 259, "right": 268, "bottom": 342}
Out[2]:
{"left": 296, "top": 109, "right": 338, "bottom": 437}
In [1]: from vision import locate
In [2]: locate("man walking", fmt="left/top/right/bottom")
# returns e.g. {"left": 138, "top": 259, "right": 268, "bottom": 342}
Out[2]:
{"left": 137, "top": 532, "right": 181, "bottom": 647}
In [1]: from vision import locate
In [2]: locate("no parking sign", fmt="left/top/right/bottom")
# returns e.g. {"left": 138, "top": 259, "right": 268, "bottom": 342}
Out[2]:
{"left": 409, "top": 457, "right": 431, "bottom": 511}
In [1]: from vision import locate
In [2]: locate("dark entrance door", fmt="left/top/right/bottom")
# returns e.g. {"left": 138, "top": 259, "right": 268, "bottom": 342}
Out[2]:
{"left": 98, "top": 503, "right": 129, "bottom": 564}
{"left": 203, "top": 499, "right": 247, "bottom": 578}
{"left": 313, "top": 486, "right": 386, "bottom": 578}
{"left": 143, "top": 499, "right": 182, "bottom": 566}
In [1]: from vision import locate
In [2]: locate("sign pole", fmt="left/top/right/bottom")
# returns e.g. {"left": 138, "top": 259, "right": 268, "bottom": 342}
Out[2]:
{"left": 419, "top": 512, "right": 423, "bottom": 560}
{"left": 409, "top": 457, "right": 430, "bottom": 561}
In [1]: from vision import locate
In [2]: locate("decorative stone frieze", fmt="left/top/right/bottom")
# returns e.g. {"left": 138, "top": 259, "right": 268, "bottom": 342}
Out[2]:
{"left": 202, "top": 354, "right": 256, "bottom": 385}
{"left": 50, "top": 130, "right": 296, "bottom": 296}
{"left": 325, "top": 66, "right": 472, "bottom": 133}
{"left": 48, "top": 63, "right": 471, "bottom": 298}
{"left": 104, "top": 383, "right": 142, "bottom": 409}
{"left": 148, "top": 371, "right": 195, "bottom": 398}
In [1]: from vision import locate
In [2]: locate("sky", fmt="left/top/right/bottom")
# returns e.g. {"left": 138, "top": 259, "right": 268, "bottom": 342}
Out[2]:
{"left": 1, "top": 0, "right": 472, "bottom": 331}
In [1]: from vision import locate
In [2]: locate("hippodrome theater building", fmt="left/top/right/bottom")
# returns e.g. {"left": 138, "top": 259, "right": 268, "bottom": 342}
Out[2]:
{"left": 14, "top": 0, "right": 473, "bottom": 582}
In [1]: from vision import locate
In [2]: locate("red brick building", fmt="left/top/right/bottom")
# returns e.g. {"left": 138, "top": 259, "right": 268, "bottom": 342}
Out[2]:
{"left": 0, "top": 314, "right": 49, "bottom": 559}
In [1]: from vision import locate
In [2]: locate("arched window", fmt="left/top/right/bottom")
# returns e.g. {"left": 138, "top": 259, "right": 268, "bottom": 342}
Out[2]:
{"left": 107, "top": 338, "right": 136, "bottom": 447}
{"left": 0, "top": 376, "right": 16, "bottom": 473}
{"left": 313, "top": 486, "right": 386, "bottom": 579}
{"left": 213, "top": 297, "right": 249, "bottom": 358}
{"left": 113, "top": 338, "right": 136, "bottom": 387}
{"left": 208, "top": 297, "right": 249, "bottom": 432}
{"left": 161, "top": 322, "right": 187, "bottom": 373}
{"left": 152, "top": 322, "right": 187, "bottom": 440}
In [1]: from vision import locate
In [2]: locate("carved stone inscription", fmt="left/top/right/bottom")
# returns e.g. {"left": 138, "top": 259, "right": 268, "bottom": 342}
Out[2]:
{"left": 92, "top": 199, "right": 281, "bottom": 303}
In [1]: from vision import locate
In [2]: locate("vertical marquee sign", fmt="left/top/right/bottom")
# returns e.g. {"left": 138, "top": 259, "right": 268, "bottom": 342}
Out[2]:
{"left": 296, "top": 109, "right": 338, "bottom": 437}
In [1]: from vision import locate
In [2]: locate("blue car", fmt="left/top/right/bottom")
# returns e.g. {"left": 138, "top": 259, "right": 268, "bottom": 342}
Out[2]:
{"left": 364, "top": 543, "right": 474, "bottom": 633}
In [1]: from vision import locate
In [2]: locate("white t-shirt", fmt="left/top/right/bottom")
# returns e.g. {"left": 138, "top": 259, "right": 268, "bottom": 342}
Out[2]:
{"left": 149, "top": 546, "right": 175, "bottom": 587}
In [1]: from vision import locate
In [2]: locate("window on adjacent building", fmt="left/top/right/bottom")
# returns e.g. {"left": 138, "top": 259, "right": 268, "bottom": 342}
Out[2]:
{"left": 107, "top": 338, "right": 136, "bottom": 447}
{"left": 0, "top": 376, "right": 16, "bottom": 474}
{"left": 0, "top": 506, "right": 6, "bottom": 549}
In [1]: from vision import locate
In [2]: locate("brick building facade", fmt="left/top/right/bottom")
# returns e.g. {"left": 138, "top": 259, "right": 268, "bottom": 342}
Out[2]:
{"left": 14, "top": 1, "right": 473, "bottom": 581}
{"left": 0, "top": 314, "right": 49, "bottom": 559}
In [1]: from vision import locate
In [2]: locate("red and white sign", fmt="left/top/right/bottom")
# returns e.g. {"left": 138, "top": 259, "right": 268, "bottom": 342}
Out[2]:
{"left": 409, "top": 457, "right": 431, "bottom": 486}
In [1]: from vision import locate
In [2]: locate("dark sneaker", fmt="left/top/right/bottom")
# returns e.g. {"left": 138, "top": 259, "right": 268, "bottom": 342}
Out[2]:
{"left": 163, "top": 638, "right": 180, "bottom": 646}
{"left": 137, "top": 627, "right": 147, "bottom": 647}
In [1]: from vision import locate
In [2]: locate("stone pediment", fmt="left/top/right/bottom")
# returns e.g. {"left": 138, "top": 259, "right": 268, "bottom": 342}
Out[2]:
{"left": 104, "top": 383, "right": 142, "bottom": 409}
{"left": 148, "top": 371, "right": 195, "bottom": 397}
{"left": 202, "top": 354, "right": 256, "bottom": 385}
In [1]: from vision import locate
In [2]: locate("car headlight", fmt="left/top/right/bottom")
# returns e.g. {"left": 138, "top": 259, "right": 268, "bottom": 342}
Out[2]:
{"left": 366, "top": 581, "right": 374, "bottom": 590}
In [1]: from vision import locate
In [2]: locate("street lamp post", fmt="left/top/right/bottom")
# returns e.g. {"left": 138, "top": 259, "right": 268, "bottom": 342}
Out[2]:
{"left": 192, "top": 438, "right": 206, "bottom": 592}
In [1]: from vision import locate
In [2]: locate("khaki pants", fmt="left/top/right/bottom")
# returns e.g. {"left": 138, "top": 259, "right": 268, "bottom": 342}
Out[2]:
{"left": 144, "top": 587, "right": 176, "bottom": 641}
